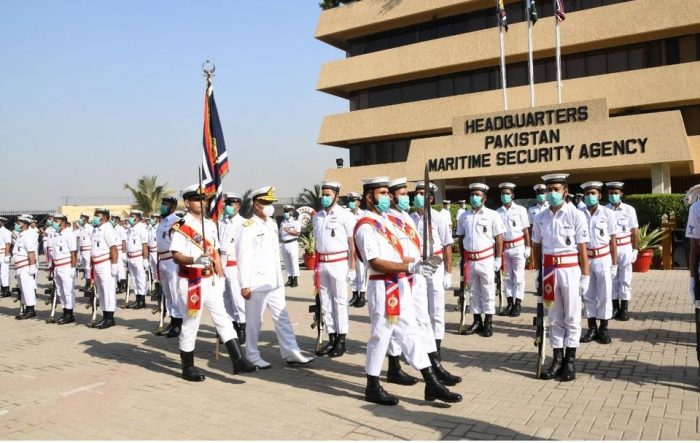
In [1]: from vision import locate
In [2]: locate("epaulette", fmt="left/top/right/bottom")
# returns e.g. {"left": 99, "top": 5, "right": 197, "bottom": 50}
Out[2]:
{"left": 242, "top": 219, "right": 254, "bottom": 227}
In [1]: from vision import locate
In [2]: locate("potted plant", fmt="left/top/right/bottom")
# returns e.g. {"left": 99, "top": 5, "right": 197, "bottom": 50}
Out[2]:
{"left": 299, "top": 231, "right": 317, "bottom": 270}
{"left": 651, "top": 247, "right": 663, "bottom": 269}
{"left": 632, "top": 224, "right": 667, "bottom": 273}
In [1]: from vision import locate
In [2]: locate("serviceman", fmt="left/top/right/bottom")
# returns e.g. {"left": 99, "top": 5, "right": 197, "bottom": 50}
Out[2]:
{"left": 77, "top": 213, "right": 93, "bottom": 290}
{"left": 531, "top": 173, "right": 590, "bottom": 381}
{"left": 170, "top": 185, "right": 257, "bottom": 381}
{"left": 13, "top": 215, "right": 39, "bottom": 319}
{"left": 456, "top": 183, "right": 505, "bottom": 337}
{"left": 91, "top": 208, "right": 120, "bottom": 329}
{"left": 580, "top": 181, "right": 617, "bottom": 345}
{"left": 411, "top": 181, "right": 453, "bottom": 355}
{"left": 219, "top": 192, "right": 247, "bottom": 341}
{"left": 156, "top": 196, "right": 183, "bottom": 338}
{"left": 347, "top": 191, "right": 367, "bottom": 308}
{"left": 312, "top": 181, "right": 356, "bottom": 358}
{"left": 528, "top": 184, "right": 549, "bottom": 226}
{"left": 111, "top": 215, "right": 128, "bottom": 294}
{"left": 236, "top": 186, "right": 314, "bottom": 368}
{"left": 0, "top": 217, "right": 11, "bottom": 297}
{"left": 354, "top": 176, "right": 461, "bottom": 406}
{"left": 50, "top": 214, "right": 78, "bottom": 325}
{"left": 279, "top": 205, "right": 301, "bottom": 288}
{"left": 575, "top": 193, "right": 587, "bottom": 210}
{"left": 147, "top": 213, "right": 160, "bottom": 295}
{"left": 439, "top": 200, "right": 453, "bottom": 233}
{"left": 456, "top": 200, "right": 468, "bottom": 221}
{"left": 605, "top": 182, "right": 639, "bottom": 321}
{"left": 497, "top": 183, "right": 531, "bottom": 317}
{"left": 42, "top": 215, "right": 56, "bottom": 279}
{"left": 125, "top": 210, "right": 149, "bottom": 309}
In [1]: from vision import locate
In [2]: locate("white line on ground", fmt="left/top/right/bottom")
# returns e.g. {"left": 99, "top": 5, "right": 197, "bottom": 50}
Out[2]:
{"left": 61, "top": 382, "right": 106, "bottom": 397}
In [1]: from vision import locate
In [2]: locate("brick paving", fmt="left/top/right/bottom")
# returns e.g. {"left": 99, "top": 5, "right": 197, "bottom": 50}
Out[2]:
{"left": 0, "top": 268, "right": 698, "bottom": 440}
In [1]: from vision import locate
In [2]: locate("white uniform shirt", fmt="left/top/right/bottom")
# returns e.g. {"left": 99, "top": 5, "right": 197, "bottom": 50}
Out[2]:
{"left": 126, "top": 222, "right": 148, "bottom": 254}
{"left": 115, "top": 224, "right": 127, "bottom": 250}
{"left": 91, "top": 223, "right": 118, "bottom": 260}
{"left": 235, "top": 215, "right": 283, "bottom": 292}
{"left": 147, "top": 225, "right": 158, "bottom": 251}
{"left": 313, "top": 206, "right": 354, "bottom": 254}
{"left": 456, "top": 207, "right": 467, "bottom": 222}
{"left": 170, "top": 214, "right": 220, "bottom": 262}
{"left": 355, "top": 211, "right": 403, "bottom": 276}
{"left": 439, "top": 208, "right": 452, "bottom": 231}
{"left": 410, "top": 208, "right": 452, "bottom": 255}
{"left": 12, "top": 229, "right": 38, "bottom": 260}
{"left": 51, "top": 228, "right": 77, "bottom": 263}
{"left": 43, "top": 226, "right": 56, "bottom": 250}
{"left": 532, "top": 204, "right": 590, "bottom": 254}
{"left": 78, "top": 225, "right": 93, "bottom": 251}
{"left": 219, "top": 214, "right": 245, "bottom": 261}
{"left": 605, "top": 202, "right": 639, "bottom": 241}
{"left": 156, "top": 213, "right": 180, "bottom": 254}
{"left": 279, "top": 217, "right": 301, "bottom": 242}
{"left": 497, "top": 203, "right": 530, "bottom": 241}
{"left": 388, "top": 209, "right": 421, "bottom": 261}
{"left": 581, "top": 205, "right": 617, "bottom": 249}
{"left": 685, "top": 200, "right": 700, "bottom": 239}
{"left": 0, "top": 226, "right": 11, "bottom": 256}
{"left": 528, "top": 202, "right": 550, "bottom": 226}
{"left": 576, "top": 201, "right": 587, "bottom": 210}
{"left": 456, "top": 206, "right": 506, "bottom": 253}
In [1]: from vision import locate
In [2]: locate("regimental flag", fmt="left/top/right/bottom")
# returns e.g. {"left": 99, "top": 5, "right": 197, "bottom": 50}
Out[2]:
{"left": 201, "top": 77, "right": 229, "bottom": 222}
{"left": 497, "top": 0, "right": 508, "bottom": 32}
{"left": 554, "top": 0, "right": 565, "bottom": 22}
{"left": 528, "top": 0, "right": 538, "bottom": 24}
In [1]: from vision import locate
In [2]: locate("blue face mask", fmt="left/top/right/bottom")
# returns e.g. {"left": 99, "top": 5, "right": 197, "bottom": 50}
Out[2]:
{"left": 348, "top": 201, "right": 356, "bottom": 210}
{"left": 608, "top": 194, "right": 621, "bottom": 205}
{"left": 159, "top": 204, "right": 169, "bottom": 217}
{"left": 376, "top": 195, "right": 391, "bottom": 213}
{"left": 584, "top": 194, "right": 599, "bottom": 207}
{"left": 127, "top": 217, "right": 136, "bottom": 226}
{"left": 536, "top": 193, "right": 546, "bottom": 203}
{"left": 52, "top": 222, "right": 61, "bottom": 231}
{"left": 546, "top": 191, "right": 564, "bottom": 207}
{"left": 109, "top": 220, "right": 116, "bottom": 227}
{"left": 283, "top": 212, "right": 290, "bottom": 220}
{"left": 78, "top": 219, "right": 85, "bottom": 226}
{"left": 396, "top": 195, "right": 410, "bottom": 212}
{"left": 91, "top": 217, "right": 100, "bottom": 227}
{"left": 413, "top": 194, "right": 425, "bottom": 209}
{"left": 14, "top": 224, "right": 21, "bottom": 232}
{"left": 224, "top": 205, "right": 235, "bottom": 217}
{"left": 321, "top": 195, "right": 333, "bottom": 209}
{"left": 149, "top": 219, "right": 157, "bottom": 226}
{"left": 501, "top": 194, "right": 512, "bottom": 205}
{"left": 470, "top": 195, "right": 483, "bottom": 208}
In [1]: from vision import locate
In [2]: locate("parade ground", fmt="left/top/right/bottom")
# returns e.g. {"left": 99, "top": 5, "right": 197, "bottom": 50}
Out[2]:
{"left": 0, "top": 269, "right": 698, "bottom": 441}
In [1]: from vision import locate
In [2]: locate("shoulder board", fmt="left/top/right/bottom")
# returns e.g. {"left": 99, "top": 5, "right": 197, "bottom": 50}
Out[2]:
{"left": 243, "top": 219, "right": 254, "bottom": 227}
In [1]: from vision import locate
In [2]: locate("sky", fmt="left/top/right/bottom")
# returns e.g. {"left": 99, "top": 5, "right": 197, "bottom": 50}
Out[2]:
{"left": 0, "top": 0, "right": 348, "bottom": 210}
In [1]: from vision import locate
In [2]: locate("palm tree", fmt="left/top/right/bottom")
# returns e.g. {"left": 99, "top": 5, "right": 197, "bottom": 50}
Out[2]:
{"left": 297, "top": 184, "right": 322, "bottom": 210}
{"left": 124, "top": 175, "right": 173, "bottom": 215}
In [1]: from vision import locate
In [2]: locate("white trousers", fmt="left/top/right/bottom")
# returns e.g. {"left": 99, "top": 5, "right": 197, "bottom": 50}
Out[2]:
{"left": 244, "top": 285, "right": 301, "bottom": 362}
{"left": 118, "top": 252, "right": 127, "bottom": 280}
{"left": 148, "top": 252, "right": 158, "bottom": 281}
{"left": 548, "top": 266, "right": 582, "bottom": 349}
{"left": 351, "top": 256, "right": 367, "bottom": 292}
{"left": 93, "top": 261, "right": 116, "bottom": 313}
{"left": 80, "top": 250, "right": 92, "bottom": 278}
{"left": 127, "top": 257, "right": 147, "bottom": 294}
{"left": 178, "top": 276, "right": 237, "bottom": 352}
{"left": 425, "top": 267, "right": 446, "bottom": 339}
{"left": 16, "top": 267, "right": 36, "bottom": 306}
{"left": 281, "top": 242, "right": 299, "bottom": 277}
{"left": 319, "top": 260, "right": 349, "bottom": 334}
{"left": 223, "top": 265, "right": 246, "bottom": 323}
{"left": 0, "top": 257, "right": 9, "bottom": 287}
{"left": 158, "top": 259, "right": 182, "bottom": 318}
{"left": 584, "top": 255, "right": 613, "bottom": 320}
{"left": 612, "top": 244, "right": 633, "bottom": 301}
{"left": 54, "top": 265, "right": 76, "bottom": 309}
{"left": 388, "top": 275, "right": 437, "bottom": 356}
{"left": 503, "top": 247, "right": 526, "bottom": 300}
{"left": 467, "top": 258, "right": 496, "bottom": 315}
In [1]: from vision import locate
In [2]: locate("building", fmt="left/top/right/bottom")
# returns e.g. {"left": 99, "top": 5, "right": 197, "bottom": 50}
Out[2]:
{"left": 315, "top": 0, "right": 700, "bottom": 201}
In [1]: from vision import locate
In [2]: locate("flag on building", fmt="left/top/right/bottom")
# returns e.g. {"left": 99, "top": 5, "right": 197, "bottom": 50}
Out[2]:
{"left": 497, "top": 0, "right": 508, "bottom": 32}
{"left": 554, "top": 0, "right": 565, "bottom": 22}
{"left": 201, "top": 77, "right": 229, "bottom": 222}
{"left": 528, "top": 0, "right": 538, "bottom": 24}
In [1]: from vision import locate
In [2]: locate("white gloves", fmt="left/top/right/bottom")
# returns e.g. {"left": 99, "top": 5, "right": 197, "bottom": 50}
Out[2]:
{"left": 346, "top": 268, "right": 356, "bottom": 283}
{"left": 142, "top": 260, "right": 150, "bottom": 270}
{"left": 408, "top": 259, "right": 439, "bottom": 278}
{"left": 194, "top": 255, "right": 212, "bottom": 267}
{"left": 579, "top": 275, "right": 590, "bottom": 297}
{"left": 631, "top": 249, "right": 639, "bottom": 263}
{"left": 443, "top": 272, "right": 452, "bottom": 290}
{"left": 111, "top": 263, "right": 119, "bottom": 277}
{"left": 524, "top": 247, "right": 531, "bottom": 259}
{"left": 493, "top": 256, "right": 502, "bottom": 272}
{"left": 3, "top": 256, "right": 9, "bottom": 264}
{"left": 29, "top": 265, "right": 37, "bottom": 276}
{"left": 611, "top": 264, "right": 618, "bottom": 279}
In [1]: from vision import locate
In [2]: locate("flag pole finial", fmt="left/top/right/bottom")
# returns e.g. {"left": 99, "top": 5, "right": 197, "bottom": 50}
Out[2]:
{"left": 202, "top": 60, "right": 216, "bottom": 79}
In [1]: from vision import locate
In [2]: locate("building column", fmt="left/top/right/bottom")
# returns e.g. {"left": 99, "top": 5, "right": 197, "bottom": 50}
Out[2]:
{"left": 434, "top": 179, "right": 447, "bottom": 202}
{"left": 651, "top": 163, "right": 671, "bottom": 194}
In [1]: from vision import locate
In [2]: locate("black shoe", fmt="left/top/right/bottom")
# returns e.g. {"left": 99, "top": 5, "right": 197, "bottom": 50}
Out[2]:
{"left": 500, "top": 297, "right": 513, "bottom": 316}
{"left": 166, "top": 318, "right": 182, "bottom": 338}
{"left": 329, "top": 334, "right": 346, "bottom": 358}
{"left": 365, "top": 375, "right": 399, "bottom": 406}
{"left": 97, "top": 311, "right": 115, "bottom": 329}
{"left": 180, "top": 351, "right": 205, "bottom": 382}
{"left": 580, "top": 318, "right": 599, "bottom": 343}
{"left": 465, "top": 315, "right": 483, "bottom": 335}
{"left": 612, "top": 299, "right": 620, "bottom": 319}
{"left": 16, "top": 306, "right": 36, "bottom": 320}
{"left": 116, "top": 280, "right": 126, "bottom": 294}
{"left": 224, "top": 339, "right": 258, "bottom": 374}
{"left": 128, "top": 294, "right": 145, "bottom": 309}
{"left": 355, "top": 292, "right": 366, "bottom": 308}
{"left": 560, "top": 348, "right": 576, "bottom": 382}
{"left": 421, "top": 366, "right": 462, "bottom": 403}
{"left": 510, "top": 299, "right": 522, "bottom": 317}
{"left": 597, "top": 319, "right": 612, "bottom": 344}
{"left": 290, "top": 276, "right": 298, "bottom": 288}
{"left": 317, "top": 333, "right": 337, "bottom": 356}
{"left": 238, "top": 322, "right": 247, "bottom": 344}
{"left": 57, "top": 308, "right": 75, "bottom": 325}
{"left": 81, "top": 280, "right": 91, "bottom": 292}
{"left": 541, "top": 348, "right": 564, "bottom": 380}
{"left": 349, "top": 291, "right": 359, "bottom": 307}
{"left": 481, "top": 314, "right": 493, "bottom": 337}
{"left": 284, "top": 277, "right": 293, "bottom": 287}
{"left": 428, "top": 352, "right": 461, "bottom": 386}
{"left": 619, "top": 300, "right": 630, "bottom": 321}
{"left": 386, "top": 355, "right": 418, "bottom": 386}
{"left": 163, "top": 318, "right": 174, "bottom": 336}
{"left": 0, "top": 286, "right": 10, "bottom": 298}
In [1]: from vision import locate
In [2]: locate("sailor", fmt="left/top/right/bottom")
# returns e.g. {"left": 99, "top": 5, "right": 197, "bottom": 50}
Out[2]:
{"left": 156, "top": 196, "right": 184, "bottom": 338}
{"left": 347, "top": 191, "right": 367, "bottom": 308}
{"left": 439, "top": 200, "right": 453, "bottom": 233}
{"left": 42, "top": 215, "right": 56, "bottom": 278}
{"left": 50, "top": 214, "right": 78, "bottom": 324}
{"left": 147, "top": 213, "right": 160, "bottom": 294}
{"left": 111, "top": 215, "right": 128, "bottom": 294}
{"left": 528, "top": 184, "right": 550, "bottom": 226}
{"left": 497, "top": 182, "right": 531, "bottom": 317}
{"left": 13, "top": 215, "right": 39, "bottom": 319}
{"left": 312, "top": 180, "right": 356, "bottom": 358}
{"left": 236, "top": 186, "right": 314, "bottom": 368}
{"left": 170, "top": 184, "right": 257, "bottom": 381}
{"left": 0, "top": 217, "right": 11, "bottom": 297}
{"left": 77, "top": 213, "right": 93, "bottom": 290}
{"left": 456, "top": 183, "right": 506, "bottom": 337}
{"left": 579, "top": 181, "right": 617, "bottom": 345}
{"left": 531, "top": 173, "right": 590, "bottom": 381}
{"left": 575, "top": 193, "right": 587, "bottom": 210}
{"left": 90, "top": 208, "right": 120, "bottom": 329}
{"left": 219, "top": 192, "right": 247, "bottom": 341}
{"left": 125, "top": 210, "right": 149, "bottom": 309}
{"left": 456, "top": 200, "right": 468, "bottom": 221}
{"left": 605, "top": 182, "right": 639, "bottom": 321}
{"left": 354, "top": 176, "right": 461, "bottom": 406}
{"left": 279, "top": 205, "right": 301, "bottom": 288}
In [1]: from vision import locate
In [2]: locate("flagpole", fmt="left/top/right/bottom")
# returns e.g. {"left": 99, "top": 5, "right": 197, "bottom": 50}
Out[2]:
{"left": 526, "top": 0, "right": 535, "bottom": 107}
{"left": 499, "top": 20, "right": 508, "bottom": 111}
{"left": 555, "top": 1, "right": 563, "bottom": 104}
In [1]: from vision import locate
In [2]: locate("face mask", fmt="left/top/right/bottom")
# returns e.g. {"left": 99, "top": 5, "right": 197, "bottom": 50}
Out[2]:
{"left": 501, "top": 194, "right": 512, "bottom": 205}
{"left": 321, "top": 195, "right": 333, "bottom": 209}
{"left": 109, "top": 220, "right": 116, "bottom": 227}
{"left": 128, "top": 217, "right": 136, "bottom": 226}
{"left": 348, "top": 201, "right": 356, "bottom": 210}
{"left": 536, "top": 193, "right": 546, "bottom": 203}
{"left": 91, "top": 217, "right": 100, "bottom": 227}
{"left": 283, "top": 213, "right": 290, "bottom": 220}
{"left": 608, "top": 194, "right": 621, "bottom": 205}
{"left": 546, "top": 191, "right": 564, "bottom": 207}
{"left": 584, "top": 194, "right": 599, "bottom": 207}
{"left": 224, "top": 205, "right": 235, "bottom": 217}
{"left": 396, "top": 195, "right": 410, "bottom": 212}
{"left": 52, "top": 222, "right": 61, "bottom": 231}
{"left": 375, "top": 195, "right": 391, "bottom": 213}
{"left": 470, "top": 195, "right": 483, "bottom": 208}
{"left": 159, "top": 204, "right": 169, "bottom": 217}
{"left": 413, "top": 194, "right": 425, "bottom": 209}
{"left": 78, "top": 219, "right": 85, "bottom": 226}
{"left": 14, "top": 224, "right": 21, "bottom": 232}
{"left": 262, "top": 205, "right": 275, "bottom": 218}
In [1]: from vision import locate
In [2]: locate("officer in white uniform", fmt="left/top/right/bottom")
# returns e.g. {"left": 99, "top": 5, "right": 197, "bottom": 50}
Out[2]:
{"left": 355, "top": 176, "right": 461, "bottom": 406}
{"left": 605, "top": 182, "right": 639, "bottom": 321}
{"left": 312, "top": 180, "right": 356, "bottom": 358}
{"left": 497, "top": 183, "right": 531, "bottom": 317}
{"left": 111, "top": 215, "right": 128, "bottom": 293}
{"left": 439, "top": 200, "right": 453, "bottom": 232}
{"left": 456, "top": 183, "right": 506, "bottom": 337}
{"left": 50, "top": 214, "right": 78, "bottom": 324}
{"left": 575, "top": 193, "right": 587, "bottom": 210}
{"left": 0, "top": 217, "right": 12, "bottom": 297}
{"left": 13, "top": 215, "right": 39, "bottom": 320}
{"left": 125, "top": 210, "right": 149, "bottom": 309}
{"left": 456, "top": 200, "right": 467, "bottom": 222}
{"left": 531, "top": 173, "right": 590, "bottom": 382}
{"left": 347, "top": 191, "right": 367, "bottom": 308}
{"left": 42, "top": 215, "right": 56, "bottom": 270}
{"left": 156, "top": 196, "right": 183, "bottom": 338}
{"left": 90, "top": 208, "right": 120, "bottom": 329}
{"left": 410, "top": 181, "right": 453, "bottom": 355}
{"left": 77, "top": 213, "right": 93, "bottom": 290}
{"left": 170, "top": 185, "right": 257, "bottom": 382}
{"left": 219, "top": 192, "right": 247, "bottom": 341}
{"left": 579, "top": 181, "right": 618, "bottom": 345}
{"left": 279, "top": 205, "right": 301, "bottom": 288}
{"left": 236, "top": 186, "right": 314, "bottom": 369}
{"left": 528, "top": 184, "right": 550, "bottom": 226}
{"left": 147, "top": 213, "right": 159, "bottom": 294}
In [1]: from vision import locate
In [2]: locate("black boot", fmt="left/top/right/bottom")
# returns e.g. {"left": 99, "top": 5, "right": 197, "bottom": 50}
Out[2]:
{"left": 365, "top": 375, "right": 399, "bottom": 406}
{"left": 97, "top": 311, "right": 115, "bottom": 329}
{"left": 129, "top": 294, "right": 146, "bottom": 309}
{"left": 57, "top": 308, "right": 74, "bottom": 325}
{"left": 560, "top": 347, "right": 577, "bottom": 381}
{"left": 224, "top": 339, "right": 258, "bottom": 374}
{"left": 291, "top": 276, "right": 298, "bottom": 288}
{"left": 597, "top": 319, "right": 612, "bottom": 344}
{"left": 16, "top": 305, "right": 36, "bottom": 320}
{"left": 500, "top": 297, "right": 513, "bottom": 316}
{"left": 180, "top": 351, "right": 205, "bottom": 382}
{"left": 355, "top": 292, "right": 366, "bottom": 308}
{"left": 116, "top": 280, "right": 126, "bottom": 294}
{"left": 329, "top": 334, "right": 346, "bottom": 358}
{"left": 421, "top": 367, "right": 462, "bottom": 403}
{"left": 348, "top": 291, "right": 359, "bottom": 307}
{"left": 0, "top": 286, "right": 10, "bottom": 297}
{"left": 481, "top": 314, "right": 493, "bottom": 337}
{"left": 612, "top": 299, "right": 620, "bottom": 319}
{"left": 619, "top": 300, "right": 630, "bottom": 321}
{"left": 166, "top": 318, "right": 182, "bottom": 338}
{"left": 317, "top": 333, "right": 337, "bottom": 356}
{"left": 541, "top": 348, "right": 564, "bottom": 380}
{"left": 284, "top": 277, "right": 293, "bottom": 287}
{"left": 386, "top": 355, "right": 418, "bottom": 385}
{"left": 428, "top": 352, "right": 461, "bottom": 386}
{"left": 465, "top": 314, "right": 483, "bottom": 335}
{"left": 83, "top": 279, "right": 92, "bottom": 292}
{"left": 435, "top": 339, "right": 442, "bottom": 361}
{"left": 510, "top": 298, "right": 522, "bottom": 317}
{"left": 580, "top": 318, "right": 599, "bottom": 343}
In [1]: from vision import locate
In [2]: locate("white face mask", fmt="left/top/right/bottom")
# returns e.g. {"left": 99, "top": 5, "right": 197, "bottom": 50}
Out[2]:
{"left": 262, "top": 205, "right": 275, "bottom": 218}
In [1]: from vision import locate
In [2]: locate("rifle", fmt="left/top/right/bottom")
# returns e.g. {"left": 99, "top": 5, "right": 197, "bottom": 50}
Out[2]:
{"left": 46, "top": 279, "right": 58, "bottom": 324}
{"left": 533, "top": 246, "right": 546, "bottom": 379}
{"left": 87, "top": 281, "right": 98, "bottom": 328}
{"left": 154, "top": 284, "right": 167, "bottom": 335}
{"left": 308, "top": 258, "right": 324, "bottom": 354}
{"left": 456, "top": 253, "right": 470, "bottom": 334}
{"left": 121, "top": 269, "right": 132, "bottom": 309}
{"left": 495, "top": 269, "right": 503, "bottom": 315}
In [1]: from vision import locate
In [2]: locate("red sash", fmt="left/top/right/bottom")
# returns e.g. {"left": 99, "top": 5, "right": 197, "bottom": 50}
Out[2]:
{"left": 386, "top": 214, "right": 421, "bottom": 256}
{"left": 172, "top": 222, "right": 217, "bottom": 318}
{"left": 542, "top": 255, "right": 556, "bottom": 306}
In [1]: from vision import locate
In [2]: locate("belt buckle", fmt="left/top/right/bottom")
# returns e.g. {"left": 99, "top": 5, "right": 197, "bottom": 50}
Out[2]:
{"left": 469, "top": 253, "right": 478, "bottom": 260}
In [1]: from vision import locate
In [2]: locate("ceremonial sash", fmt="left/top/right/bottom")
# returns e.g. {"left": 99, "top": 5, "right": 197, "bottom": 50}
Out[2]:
{"left": 171, "top": 222, "right": 217, "bottom": 318}
{"left": 542, "top": 255, "right": 556, "bottom": 307}
{"left": 386, "top": 214, "right": 421, "bottom": 256}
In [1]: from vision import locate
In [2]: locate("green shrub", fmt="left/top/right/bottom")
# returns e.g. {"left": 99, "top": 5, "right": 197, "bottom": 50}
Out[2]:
{"left": 623, "top": 194, "right": 687, "bottom": 229}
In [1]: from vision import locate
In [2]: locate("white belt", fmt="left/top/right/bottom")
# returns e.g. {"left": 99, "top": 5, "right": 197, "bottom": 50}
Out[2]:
{"left": 53, "top": 257, "right": 72, "bottom": 267}
{"left": 545, "top": 253, "right": 579, "bottom": 266}
{"left": 504, "top": 237, "right": 525, "bottom": 249}
{"left": 127, "top": 251, "right": 143, "bottom": 258}
{"left": 318, "top": 251, "right": 348, "bottom": 263}
{"left": 616, "top": 236, "right": 632, "bottom": 246}
{"left": 158, "top": 251, "right": 172, "bottom": 260}
{"left": 587, "top": 244, "right": 610, "bottom": 258}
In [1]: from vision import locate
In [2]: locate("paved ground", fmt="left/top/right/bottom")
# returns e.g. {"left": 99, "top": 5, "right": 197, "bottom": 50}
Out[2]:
{"left": 0, "top": 267, "right": 698, "bottom": 440}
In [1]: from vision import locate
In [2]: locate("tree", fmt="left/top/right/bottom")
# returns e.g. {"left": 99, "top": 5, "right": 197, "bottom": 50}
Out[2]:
{"left": 124, "top": 175, "right": 173, "bottom": 215}
{"left": 297, "top": 184, "right": 322, "bottom": 210}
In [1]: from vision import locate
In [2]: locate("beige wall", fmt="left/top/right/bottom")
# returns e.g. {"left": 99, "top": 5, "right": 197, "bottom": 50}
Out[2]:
{"left": 59, "top": 205, "right": 133, "bottom": 223}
